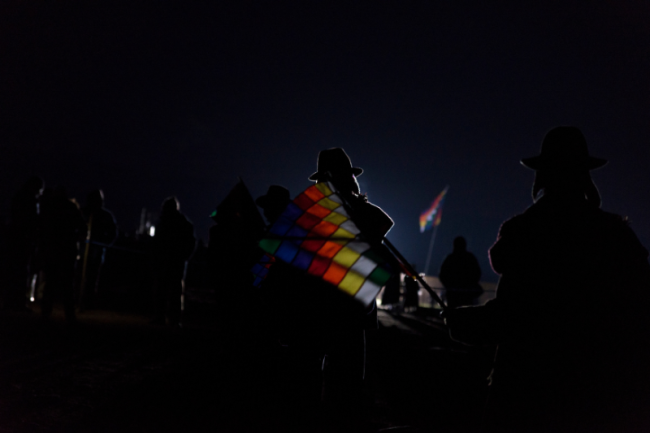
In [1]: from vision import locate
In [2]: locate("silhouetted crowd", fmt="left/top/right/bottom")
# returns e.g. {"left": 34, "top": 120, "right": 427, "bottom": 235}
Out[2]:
{"left": 1, "top": 180, "right": 197, "bottom": 327}
{"left": 3, "top": 127, "right": 650, "bottom": 432}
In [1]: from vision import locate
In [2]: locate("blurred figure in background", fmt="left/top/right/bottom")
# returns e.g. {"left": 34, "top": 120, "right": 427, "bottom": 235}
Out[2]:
{"left": 40, "top": 186, "right": 86, "bottom": 322}
{"left": 152, "top": 196, "right": 195, "bottom": 327}
{"left": 4, "top": 176, "right": 44, "bottom": 311}
{"left": 255, "top": 185, "right": 293, "bottom": 340}
{"left": 79, "top": 189, "right": 117, "bottom": 311}
{"left": 403, "top": 270, "right": 420, "bottom": 313}
{"left": 380, "top": 273, "right": 401, "bottom": 310}
{"left": 207, "top": 180, "right": 265, "bottom": 324}
{"left": 439, "top": 236, "right": 483, "bottom": 307}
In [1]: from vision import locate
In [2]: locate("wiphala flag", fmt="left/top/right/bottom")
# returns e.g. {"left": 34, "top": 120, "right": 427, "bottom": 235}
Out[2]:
{"left": 259, "top": 182, "right": 393, "bottom": 306}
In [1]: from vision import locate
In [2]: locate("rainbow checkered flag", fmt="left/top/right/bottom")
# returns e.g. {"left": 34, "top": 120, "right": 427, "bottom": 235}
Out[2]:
{"left": 258, "top": 182, "right": 393, "bottom": 306}
{"left": 419, "top": 186, "right": 448, "bottom": 233}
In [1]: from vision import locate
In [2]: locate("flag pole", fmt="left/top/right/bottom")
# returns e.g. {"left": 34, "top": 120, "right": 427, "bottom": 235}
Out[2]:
{"left": 322, "top": 173, "right": 447, "bottom": 311}
{"left": 423, "top": 223, "right": 439, "bottom": 276}
{"left": 383, "top": 238, "right": 447, "bottom": 311}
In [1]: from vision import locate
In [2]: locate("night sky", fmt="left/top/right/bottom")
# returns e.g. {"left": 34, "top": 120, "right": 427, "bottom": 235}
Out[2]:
{"left": 1, "top": 1, "right": 649, "bottom": 282}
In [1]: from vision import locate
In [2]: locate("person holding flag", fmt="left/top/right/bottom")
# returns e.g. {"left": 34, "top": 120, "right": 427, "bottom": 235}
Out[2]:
{"left": 309, "top": 148, "right": 394, "bottom": 427}
{"left": 258, "top": 147, "right": 444, "bottom": 429}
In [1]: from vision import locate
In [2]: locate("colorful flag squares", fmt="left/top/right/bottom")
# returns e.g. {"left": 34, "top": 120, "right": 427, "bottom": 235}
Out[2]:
{"left": 259, "top": 182, "right": 393, "bottom": 306}
{"left": 251, "top": 253, "right": 276, "bottom": 288}
{"left": 419, "top": 186, "right": 448, "bottom": 233}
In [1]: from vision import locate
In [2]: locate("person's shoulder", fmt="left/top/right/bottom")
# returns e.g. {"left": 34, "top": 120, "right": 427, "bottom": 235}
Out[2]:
{"left": 179, "top": 212, "right": 195, "bottom": 232}
{"left": 354, "top": 197, "right": 394, "bottom": 229}
{"left": 496, "top": 212, "right": 528, "bottom": 238}
{"left": 596, "top": 208, "right": 628, "bottom": 226}
{"left": 353, "top": 196, "right": 385, "bottom": 214}
{"left": 596, "top": 209, "right": 648, "bottom": 254}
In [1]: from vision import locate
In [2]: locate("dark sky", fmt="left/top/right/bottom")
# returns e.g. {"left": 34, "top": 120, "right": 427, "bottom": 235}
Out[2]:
{"left": 1, "top": 1, "right": 649, "bottom": 281}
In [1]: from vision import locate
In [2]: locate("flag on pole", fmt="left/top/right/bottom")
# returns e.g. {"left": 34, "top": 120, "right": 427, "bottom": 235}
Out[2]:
{"left": 258, "top": 182, "right": 394, "bottom": 306}
{"left": 419, "top": 187, "right": 448, "bottom": 233}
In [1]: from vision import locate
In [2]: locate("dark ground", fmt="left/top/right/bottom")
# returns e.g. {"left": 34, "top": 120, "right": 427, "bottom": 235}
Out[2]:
{"left": 0, "top": 293, "right": 494, "bottom": 433}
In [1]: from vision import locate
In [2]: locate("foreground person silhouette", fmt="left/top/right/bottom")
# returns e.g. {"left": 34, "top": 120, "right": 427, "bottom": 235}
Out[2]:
{"left": 445, "top": 127, "right": 650, "bottom": 433}
{"left": 310, "top": 148, "right": 394, "bottom": 431}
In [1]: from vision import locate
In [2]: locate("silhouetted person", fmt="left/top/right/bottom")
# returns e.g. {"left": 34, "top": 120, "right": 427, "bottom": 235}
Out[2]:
{"left": 381, "top": 273, "right": 401, "bottom": 309}
{"left": 152, "top": 196, "right": 195, "bottom": 327}
{"left": 79, "top": 189, "right": 117, "bottom": 311}
{"left": 207, "top": 181, "right": 265, "bottom": 323}
{"left": 4, "top": 176, "right": 44, "bottom": 311}
{"left": 255, "top": 185, "right": 291, "bottom": 226}
{"left": 255, "top": 186, "right": 324, "bottom": 404}
{"left": 445, "top": 127, "right": 650, "bottom": 433}
{"left": 255, "top": 185, "right": 296, "bottom": 340}
{"left": 40, "top": 186, "right": 86, "bottom": 321}
{"left": 403, "top": 270, "right": 420, "bottom": 312}
{"left": 310, "top": 148, "right": 394, "bottom": 429}
{"left": 439, "top": 236, "right": 483, "bottom": 307}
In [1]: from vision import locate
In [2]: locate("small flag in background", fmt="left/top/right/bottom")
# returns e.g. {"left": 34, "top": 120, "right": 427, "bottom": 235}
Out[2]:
{"left": 258, "top": 182, "right": 393, "bottom": 306}
{"left": 419, "top": 187, "right": 448, "bottom": 233}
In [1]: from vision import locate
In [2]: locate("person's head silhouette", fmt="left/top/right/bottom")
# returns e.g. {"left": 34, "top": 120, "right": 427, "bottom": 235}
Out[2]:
{"left": 256, "top": 185, "right": 290, "bottom": 225}
{"left": 309, "top": 148, "right": 363, "bottom": 197}
{"left": 522, "top": 127, "right": 607, "bottom": 207}
{"left": 453, "top": 236, "right": 467, "bottom": 253}
{"left": 161, "top": 196, "right": 180, "bottom": 217}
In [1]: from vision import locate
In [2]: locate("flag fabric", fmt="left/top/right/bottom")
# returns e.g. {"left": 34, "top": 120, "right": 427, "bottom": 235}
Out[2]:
{"left": 258, "top": 182, "right": 393, "bottom": 306}
{"left": 419, "top": 187, "right": 448, "bottom": 233}
{"left": 251, "top": 253, "right": 276, "bottom": 288}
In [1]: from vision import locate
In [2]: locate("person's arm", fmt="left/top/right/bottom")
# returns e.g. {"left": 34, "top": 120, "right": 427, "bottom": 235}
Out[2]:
{"left": 444, "top": 297, "right": 501, "bottom": 345}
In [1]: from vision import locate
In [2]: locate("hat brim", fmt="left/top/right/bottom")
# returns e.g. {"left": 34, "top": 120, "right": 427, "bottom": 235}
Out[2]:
{"left": 308, "top": 167, "right": 363, "bottom": 181}
{"left": 520, "top": 156, "right": 608, "bottom": 171}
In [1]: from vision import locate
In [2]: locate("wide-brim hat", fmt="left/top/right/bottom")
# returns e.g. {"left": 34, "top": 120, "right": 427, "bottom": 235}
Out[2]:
{"left": 521, "top": 126, "right": 608, "bottom": 171}
{"left": 255, "top": 185, "right": 291, "bottom": 209}
{"left": 308, "top": 147, "right": 363, "bottom": 181}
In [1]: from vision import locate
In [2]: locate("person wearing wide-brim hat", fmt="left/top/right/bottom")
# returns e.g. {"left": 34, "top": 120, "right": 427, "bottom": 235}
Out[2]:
{"left": 520, "top": 126, "right": 608, "bottom": 171}
{"left": 308, "top": 147, "right": 363, "bottom": 182}
{"left": 445, "top": 126, "right": 650, "bottom": 432}
{"left": 307, "top": 147, "right": 395, "bottom": 426}
{"left": 310, "top": 148, "right": 393, "bottom": 242}
{"left": 255, "top": 185, "right": 291, "bottom": 225}
{"left": 520, "top": 126, "right": 608, "bottom": 208}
